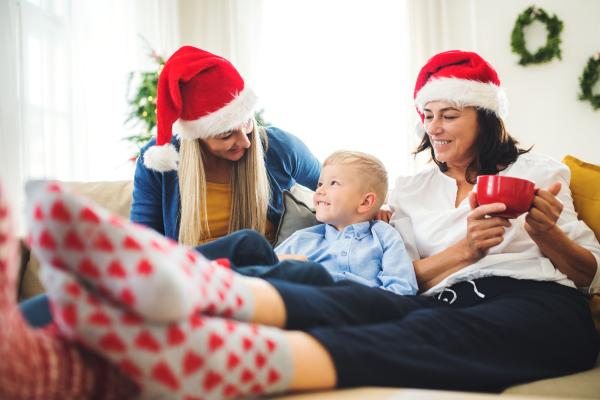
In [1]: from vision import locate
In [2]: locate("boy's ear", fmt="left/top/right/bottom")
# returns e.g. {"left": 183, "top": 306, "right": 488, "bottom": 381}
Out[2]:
{"left": 357, "top": 193, "right": 377, "bottom": 215}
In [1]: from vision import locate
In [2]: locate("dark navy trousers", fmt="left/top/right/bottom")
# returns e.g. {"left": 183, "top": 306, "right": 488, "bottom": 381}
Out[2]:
{"left": 270, "top": 277, "right": 600, "bottom": 393}
{"left": 19, "top": 229, "right": 332, "bottom": 327}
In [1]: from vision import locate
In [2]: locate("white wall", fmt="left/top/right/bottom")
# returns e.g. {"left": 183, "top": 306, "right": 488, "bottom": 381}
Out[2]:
{"left": 438, "top": 0, "right": 600, "bottom": 165}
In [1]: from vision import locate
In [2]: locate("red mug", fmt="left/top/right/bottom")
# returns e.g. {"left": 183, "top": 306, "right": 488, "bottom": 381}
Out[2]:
{"left": 476, "top": 175, "right": 539, "bottom": 219}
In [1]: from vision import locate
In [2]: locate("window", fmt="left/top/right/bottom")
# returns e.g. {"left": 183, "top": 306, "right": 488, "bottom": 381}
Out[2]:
{"left": 258, "top": 0, "right": 408, "bottom": 184}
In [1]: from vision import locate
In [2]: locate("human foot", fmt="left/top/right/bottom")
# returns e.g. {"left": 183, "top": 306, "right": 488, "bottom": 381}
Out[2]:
{"left": 26, "top": 182, "right": 254, "bottom": 322}
{"left": 42, "top": 262, "right": 293, "bottom": 399}
{"left": 0, "top": 179, "right": 137, "bottom": 400}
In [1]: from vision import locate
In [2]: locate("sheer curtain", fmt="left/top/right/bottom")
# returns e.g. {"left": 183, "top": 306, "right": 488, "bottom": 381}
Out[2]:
{"left": 1, "top": 0, "right": 179, "bottom": 232}
{"left": 257, "top": 0, "right": 409, "bottom": 185}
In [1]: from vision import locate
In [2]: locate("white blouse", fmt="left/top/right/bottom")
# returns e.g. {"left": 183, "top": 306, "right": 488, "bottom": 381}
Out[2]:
{"left": 389, "top": 153, "right": 600, "bottom": 297}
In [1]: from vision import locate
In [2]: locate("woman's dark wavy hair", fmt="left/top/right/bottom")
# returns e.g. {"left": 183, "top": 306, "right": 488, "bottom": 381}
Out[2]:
{"left": 413, "top": 108, "right": 532, "bottom": 184}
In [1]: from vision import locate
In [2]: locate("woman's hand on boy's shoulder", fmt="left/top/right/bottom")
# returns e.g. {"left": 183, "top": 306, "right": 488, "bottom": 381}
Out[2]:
{"left": 375, "top": 209, "right": 392, "bottom": 223}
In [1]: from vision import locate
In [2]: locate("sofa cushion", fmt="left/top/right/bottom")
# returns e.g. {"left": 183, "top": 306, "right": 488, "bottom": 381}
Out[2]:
{"left": 562, "top": 156, "right": 600, "bottom": 337}
{"left": 273, "top": 190, "right": 322, "bottom": 248}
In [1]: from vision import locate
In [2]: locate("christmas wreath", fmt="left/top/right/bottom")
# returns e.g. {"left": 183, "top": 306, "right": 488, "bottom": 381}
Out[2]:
{"left": 510, "top": 6, "right": 563, "bottom": 66}
{"left": 578, "top": 54, "right": 600, "bottom": 111}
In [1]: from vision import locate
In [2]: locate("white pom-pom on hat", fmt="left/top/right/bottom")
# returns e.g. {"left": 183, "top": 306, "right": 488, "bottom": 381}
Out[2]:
{"left": 143, "top": 143, "right": 179, "bottom": 172}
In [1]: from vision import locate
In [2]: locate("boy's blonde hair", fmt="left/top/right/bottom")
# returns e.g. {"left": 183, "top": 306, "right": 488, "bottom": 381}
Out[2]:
{"left": 323, "top": 150, "right": 388, "bottom": 216}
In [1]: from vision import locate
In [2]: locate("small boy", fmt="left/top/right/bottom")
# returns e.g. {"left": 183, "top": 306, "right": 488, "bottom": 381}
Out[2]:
{"left": 275, "top": 150, "right": 418, "bottom": 295}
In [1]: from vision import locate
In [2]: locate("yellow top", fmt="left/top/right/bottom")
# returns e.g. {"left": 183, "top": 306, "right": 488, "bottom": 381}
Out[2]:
{"left": 198, "top": 182, "right": 277, "bottom": 245}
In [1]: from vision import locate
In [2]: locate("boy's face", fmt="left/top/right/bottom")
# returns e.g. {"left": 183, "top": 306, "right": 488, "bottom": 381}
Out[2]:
{"left": 314, "top": 164, "right": 367, "bottom": 230}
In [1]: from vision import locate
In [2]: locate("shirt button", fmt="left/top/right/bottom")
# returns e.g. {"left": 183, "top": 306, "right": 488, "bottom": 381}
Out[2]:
{"left": 341, "top": 251, "right": 347, "bottom": 256}
{"left": 356, "top": 234, "right": 360, "bottom": 238}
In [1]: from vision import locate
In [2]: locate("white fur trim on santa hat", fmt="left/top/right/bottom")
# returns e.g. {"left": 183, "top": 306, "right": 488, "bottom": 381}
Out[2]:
{"left": 415, "top": 78, "right": 508, "bottom": 119}
{"left": 143, "top": 142, "right": 179, "bottom": 172}
{"left": 173, "top": 85, "right": 258, "bottom": 140}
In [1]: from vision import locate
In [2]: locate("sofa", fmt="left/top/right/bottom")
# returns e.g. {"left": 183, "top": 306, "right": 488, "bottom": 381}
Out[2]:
{"left": 16, "top": 156, "right": 600, "bottom": 400}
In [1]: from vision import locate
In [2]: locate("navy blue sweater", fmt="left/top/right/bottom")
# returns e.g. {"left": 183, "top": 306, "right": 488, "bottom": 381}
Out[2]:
{"left": 130, "top": 127, "right": 322, "bottom": 241}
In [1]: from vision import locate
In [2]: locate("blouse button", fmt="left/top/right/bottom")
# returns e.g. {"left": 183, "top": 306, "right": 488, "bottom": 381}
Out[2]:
{"left": 341, "top": 251, "right": 347, "bottom": 256}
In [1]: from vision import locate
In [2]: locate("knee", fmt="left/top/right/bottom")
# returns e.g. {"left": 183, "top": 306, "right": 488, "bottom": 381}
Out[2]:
{"left": 236, "top": 229, "right": 271, "bottom": 249}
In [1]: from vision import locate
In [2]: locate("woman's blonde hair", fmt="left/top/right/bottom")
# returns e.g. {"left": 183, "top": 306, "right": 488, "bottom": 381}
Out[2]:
{"left": 177, "top": 120, "right": 271, "bottom": 246}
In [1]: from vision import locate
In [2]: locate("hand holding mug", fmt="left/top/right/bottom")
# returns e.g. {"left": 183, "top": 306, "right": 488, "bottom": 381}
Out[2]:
{"left": 465, "top": 192, "right": 512, "bottom": 261}
{"left": 525, "top": 181, "right": 563, "bottom": 237}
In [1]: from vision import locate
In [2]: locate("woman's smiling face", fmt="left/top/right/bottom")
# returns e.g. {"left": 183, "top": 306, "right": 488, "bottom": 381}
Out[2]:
{"left": 423, "top": 101, "right": 480, "bottom": 168}
{"left": 200, "top": 118, "right": 253, "bottom": 162}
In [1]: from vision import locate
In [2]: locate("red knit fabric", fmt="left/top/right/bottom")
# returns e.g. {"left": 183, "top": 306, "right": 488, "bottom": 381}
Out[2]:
{"left": 0, "top": 180, "right": 138, "bottom": 400}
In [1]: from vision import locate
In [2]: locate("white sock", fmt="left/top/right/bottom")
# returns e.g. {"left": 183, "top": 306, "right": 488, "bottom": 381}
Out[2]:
{"left": 26, "top": 181, "right": 254, "bottom": 322}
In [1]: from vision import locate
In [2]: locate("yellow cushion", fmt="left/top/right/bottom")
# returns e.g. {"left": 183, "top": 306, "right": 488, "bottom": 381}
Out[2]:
{"left": 562, "top": 155, "right": 600, "bottom": 337}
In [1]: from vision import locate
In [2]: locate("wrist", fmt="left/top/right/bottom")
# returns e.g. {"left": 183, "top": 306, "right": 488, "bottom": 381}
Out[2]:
{"left": 456, "top": 238, "right": 481, "bottom": 265}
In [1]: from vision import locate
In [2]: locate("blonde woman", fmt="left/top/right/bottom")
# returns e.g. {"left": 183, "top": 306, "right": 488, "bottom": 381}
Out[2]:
{"left": 131, "top": 46, "right": 321, "bottom": 248}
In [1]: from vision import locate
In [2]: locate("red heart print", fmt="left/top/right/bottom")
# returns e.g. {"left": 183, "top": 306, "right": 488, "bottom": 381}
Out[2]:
{"left": 50, "top": 200, "right": 71, "bottom": 223}
{"left": 182, "top": 350, "right": 204, "bottom": 376}
{"left": 255, "top": 353, "right": 266, "bottom": 369}
{"left": 135, "top": 331, "right": 161, "bottom": 352}
{"left": 118, "top": 359, "right": 142, "bottom": 379}
{"left": 236, "top": 296, "right": 244, "bottom": 308}
{"left": 227, "top": 352, "right": 240, "bottom": 370}
{"left": 107, "top": 260, "right": 127, "bottom": 278}
{"left": 184, "top": 396, "right": 203, "bottom": 400}
{"left": 79, "top": 207, "right": 101, "bottom": 224}
{"left": 242, "top": 337, "right": 253, "bottom": 351}
{"left": 118, "top": 288, "right": 136, "bottom": 307}
{"left": 225, "top": 320, "right": 237, "bottom": 332}
{"left": 64, "top": 282, "right": 81, "bottom": 297}
{"left": 167, "top": 325, "right": 186, "bottom": 346}
{"left": 64, "top": 230, "right": 85, "bottom": 251}
{"left": 251, "top": 325, "right": 260, "bottom": 335}
{"left": 266, "top": 339, "right": 277, "bottom": 353}
{"left": 240, "top": 369, "right": 254, "bottom": 384}
{"left": 46, "top": 183, "right": 62, "bottom": 192}
{"left": 250, "top": 384, "right": 264, "bottom": 395}
{"left": 109, "top": 215, "right": 124, "bottom": 228}
{"left": 78, "top": 258, "right": 101, "bottom": 279}
{"left": 202, "top": 370, "right": 222, "bottom": 392}
{"left": 121, "top": 312, "right": 143, "bottom": 325}
{"left": 86, "top": 294, "right": 102, "bottom": 307}
{"left": 39, "top": 230, "right": 57, "bottom": 250}
{"left": 223, "top": 385, "right": 241, "bottom": 398}
{"left": 150, "top": 239, "right": 170, "bottom": 254}
{"left": 221, "top": 307, "right": 233, "bottom": 318}
{"left": 34, "top": 204, "right": 44, "bottom": 220}
{"left": 92, "top": 232, "right": 114, "bottom": 252}
{"left": 204, "top": 303, "right": 216, "bottom": 314}
{"left": 268, "top": 368, "right": 281, "bottom": 385}
{"left": 123, "top": 236, "right": 142, "bottom": 250}
{"left": 61, "top": 304, "right": 78, "bottom": 327}
{"left": 87, "top": 311, "right": 112, "bottom": 327}
{"left": 186, "top": 251, "right": 196, "bottom": 263}
{"left": 190, "top": 315, "right": 204, "bottom": 329}
{"left": 208, "top": 333, "right": 224, "bottom": 353}
{"left": 151, "top": 361, "right": 180, "bottom": 391}
{"left": 136, "top": 259, "right": 153, "bottom": 276}
{"left": 98, "top": 332, "right": 127, "bottom": 353}
{"left": 217, "top": 291, "right": 225, "bottom": 301}
{"left": 51, "top": 256, "right": 69, "bottom": 272}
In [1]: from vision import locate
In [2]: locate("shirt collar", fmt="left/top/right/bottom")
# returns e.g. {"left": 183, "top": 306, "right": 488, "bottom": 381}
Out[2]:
{"left": 324, "top": 221, "right": 373, "bottom": 241}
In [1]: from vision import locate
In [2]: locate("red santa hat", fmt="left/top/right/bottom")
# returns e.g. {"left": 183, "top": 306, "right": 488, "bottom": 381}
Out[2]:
{"left": 143, "top": 46, "right": 258, "bottom": 172}
{"left": 413, "top": 50, "right": 508, "bottom": 139}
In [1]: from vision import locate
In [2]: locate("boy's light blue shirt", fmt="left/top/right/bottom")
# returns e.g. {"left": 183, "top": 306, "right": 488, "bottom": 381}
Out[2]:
{"left": 274, "top": 221, "right": 418, "bottom": 295}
